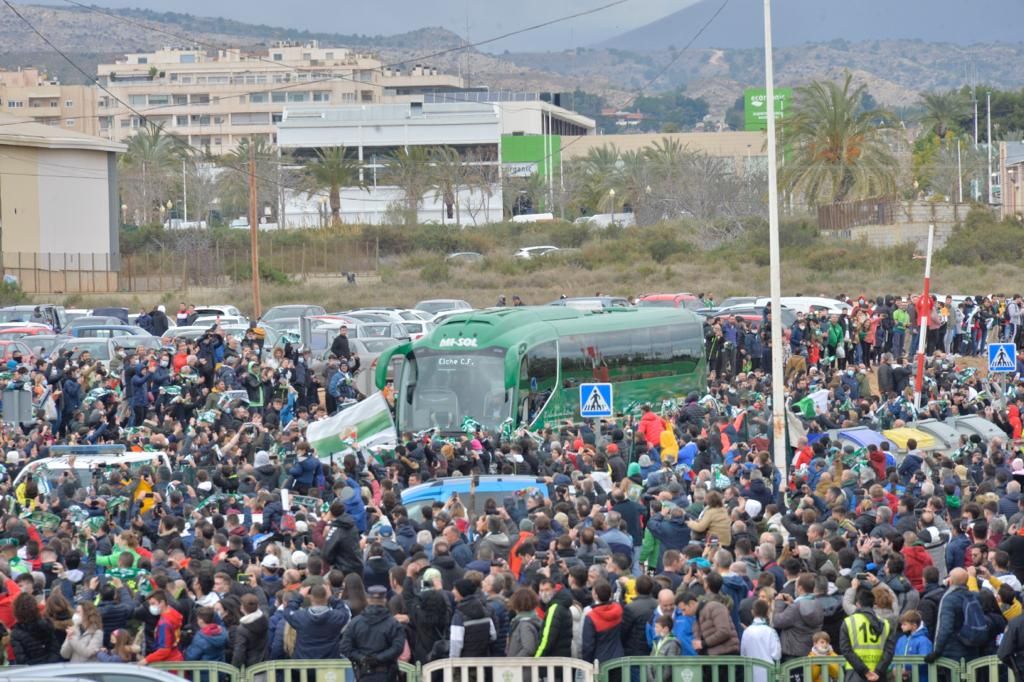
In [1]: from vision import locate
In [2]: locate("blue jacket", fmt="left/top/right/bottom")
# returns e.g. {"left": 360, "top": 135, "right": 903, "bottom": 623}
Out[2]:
{"left": 185, "top": 623, "right": 228, "bottom": 662}
{"left": 129, "top": 372, "right": 150, "bottom": 407}
{"left": 645, "top": 608, "right": 696, "bottom": 655}
{"left": 449, "top": 539, "right": 474, "bottom": 568}
{"left": 721, "top": 575, "right": 750, "bottom": 634}
{"left": 933, "top": 586, "right": 980, "bottom": 663}
{"left": 267, "top": 608, "right": 287, "bottom": 660}
{"left": 339, "top": 475, "right": 367, "bottom": 532}
{"left": 61, "top": 377, "right": 81, "bottom": 413}
{"left": 945, "top": 535, "right": 970, "bottom": 572}
{"left": 287, "top": 455, "right": 320, "bottom": 488}
{"left": 283, "top": 595, "right": 350, "bottom": 659}
{"left": 647, "top": 515, "right": 691, "bottom": 551}
{"left": 896, "top": 624, "right": 933, "bottom": 681}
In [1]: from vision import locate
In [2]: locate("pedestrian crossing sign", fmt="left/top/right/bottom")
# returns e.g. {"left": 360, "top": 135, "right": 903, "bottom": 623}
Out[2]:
{"left": 988, "top": 343, "right": 1017, "bottom": 373}
{"left": 580, "top": 383, "right": 613, "bottom": 417}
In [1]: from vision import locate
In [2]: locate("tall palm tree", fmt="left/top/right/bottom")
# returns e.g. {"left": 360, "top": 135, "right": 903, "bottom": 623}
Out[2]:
{"left": 120, "top": 124, "right": 187, "bottom": 224}
{"left": 383, "top": 147, "right": 432, "bottom": 225}
{"left": 781, "top": 73, "right": 898, "bottom": 206}
{"left": 429, "top": 146, "right": 467, "bottom": 225}
{"left": 300, "top": 146, "right": 364, "bottom": 227}
{"left": 568, "top": 144, "right": 622, "bottom": 215}
{"left": 919, "top": 90, "right": 970, "bottom": 140}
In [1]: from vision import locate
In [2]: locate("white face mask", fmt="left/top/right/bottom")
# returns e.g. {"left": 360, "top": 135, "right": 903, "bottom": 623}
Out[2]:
{"left": 149, "top": 605, "right": 162, "bottom": 617}
{"left": 72, "top": 613, "right": 82, "bottom": 626}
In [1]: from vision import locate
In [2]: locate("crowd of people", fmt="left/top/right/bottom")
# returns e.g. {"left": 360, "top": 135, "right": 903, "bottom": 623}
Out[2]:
{"left": 0, "top": 294, "right": 1024, "bottom": 682}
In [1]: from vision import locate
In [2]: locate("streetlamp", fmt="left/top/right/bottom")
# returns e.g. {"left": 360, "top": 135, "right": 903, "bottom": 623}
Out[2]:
{"left": 1010, "top": 167, "right": 1018, "bottom": 218}
{"left": 318, "top": 196, "right": 327, "bottom": 228}
{"left": 608, "top": 188, "right": 616, "bottom": 225}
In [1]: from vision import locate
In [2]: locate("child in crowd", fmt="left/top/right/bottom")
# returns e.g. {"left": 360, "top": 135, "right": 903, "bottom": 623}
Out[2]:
{"left": 808, "top": 631, "right": 841, "bottom": 682}
{"left": 97, "top": 629, "right": 140, "bottom": 663}
{"left": 648, "top": 614, "right": 682, "bottom": 682}
{"left": 895, "top": 610, "right": 932, "bottom": 682}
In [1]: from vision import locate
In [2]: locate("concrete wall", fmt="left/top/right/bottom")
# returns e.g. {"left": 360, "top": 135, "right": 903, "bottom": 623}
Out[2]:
{"left": 821, "top": 201, "right": 969, "bottom": 249}
{"left": 281, "top": 184, "right": 504, "bottom": 227}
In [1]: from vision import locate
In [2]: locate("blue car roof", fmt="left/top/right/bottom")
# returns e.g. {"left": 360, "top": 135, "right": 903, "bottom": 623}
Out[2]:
{"left": 401, "top": 475, "right": 545, "bottom": 505}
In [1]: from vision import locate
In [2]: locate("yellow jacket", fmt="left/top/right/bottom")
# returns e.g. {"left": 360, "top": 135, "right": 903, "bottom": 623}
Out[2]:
{"left": 808, "top": 649, "right": 841, "bottom": 682}
{"left": 659, "top": 424, "right": 679, "bottom": 464}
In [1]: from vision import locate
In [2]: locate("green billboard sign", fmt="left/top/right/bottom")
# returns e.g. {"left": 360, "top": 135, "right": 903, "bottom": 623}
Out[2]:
{"left": 744, "top": 87, "right": 792, "bottom": 131}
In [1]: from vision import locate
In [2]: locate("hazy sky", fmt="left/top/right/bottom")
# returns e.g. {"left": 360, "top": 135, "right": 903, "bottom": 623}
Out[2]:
{"left": 38, "top": 0, "right": 695, "bottom": 51}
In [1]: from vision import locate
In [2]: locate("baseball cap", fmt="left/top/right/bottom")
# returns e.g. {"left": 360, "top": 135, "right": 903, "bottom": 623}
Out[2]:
{"left": 260, "top": 555, "right": 281, "bottom": 569}
{"left": 290, "top": 550, "right": 308, "bottom": 568}
{"left": 367, "top": 585, "right": 387, "bottom": 598}
{"left": 294, "top": 521, "right": 309, "bottom": 534}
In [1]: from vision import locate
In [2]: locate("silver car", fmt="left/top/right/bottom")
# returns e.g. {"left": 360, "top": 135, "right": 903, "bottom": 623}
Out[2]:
{"left": 0, "top": 663, "right": 184, "bottom": 682}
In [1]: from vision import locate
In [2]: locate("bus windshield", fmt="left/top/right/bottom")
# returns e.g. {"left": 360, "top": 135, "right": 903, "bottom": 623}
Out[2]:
{"left": 398, "top": 347, "right": 510, "bottom": 433}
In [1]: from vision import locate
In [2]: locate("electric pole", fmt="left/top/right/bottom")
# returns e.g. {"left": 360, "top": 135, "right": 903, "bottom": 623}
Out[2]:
{"left": 249, "top": 140, "right": 262, "bottom": 319}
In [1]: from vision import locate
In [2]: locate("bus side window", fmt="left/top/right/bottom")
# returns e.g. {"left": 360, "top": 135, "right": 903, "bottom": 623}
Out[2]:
{"left": 519, "top": 341, "right": 557, "bottom": 423}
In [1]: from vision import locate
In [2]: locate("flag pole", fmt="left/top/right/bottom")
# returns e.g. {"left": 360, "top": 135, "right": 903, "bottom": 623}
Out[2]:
{"left": 913, "top": 223, "right": 935, "bottom": 413}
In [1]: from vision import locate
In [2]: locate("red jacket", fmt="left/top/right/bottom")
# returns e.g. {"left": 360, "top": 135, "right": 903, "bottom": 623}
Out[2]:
{"left": 509, "top": 531, "right": 535, "bottom": 580}
{"left": 0, "top": 579, "right": 21, "bottom": 660}
{"left": 868, "top": 449, "right": 887, "bottom": 482}
{"left": 145, "top": 607, "right": 184, "bottom": 663}
{"left": 637, "top": 412, "right": 665, "bottom": 448}
{"left": 901, "top": 544, "right": 934, "bottom": 592}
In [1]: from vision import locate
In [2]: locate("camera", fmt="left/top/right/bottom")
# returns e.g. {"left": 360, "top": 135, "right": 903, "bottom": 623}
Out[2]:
{"left": 856, "top": 573, "right": 870, "bottom": 582}
{"left": 788, "top": 537, "right": 797, "bottom": 551}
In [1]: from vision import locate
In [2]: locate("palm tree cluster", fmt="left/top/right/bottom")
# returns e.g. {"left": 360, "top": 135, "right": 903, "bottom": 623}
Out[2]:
{"left": 563, "top": 137, "right": 766, "bottom": 234}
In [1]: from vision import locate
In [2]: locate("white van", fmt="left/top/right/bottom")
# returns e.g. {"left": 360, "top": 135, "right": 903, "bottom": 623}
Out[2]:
{"left": 754, "top": 296, "right": 851, "bottom": 316}
{"left": 12, "top": 445, "right": 172, "bottom": 493}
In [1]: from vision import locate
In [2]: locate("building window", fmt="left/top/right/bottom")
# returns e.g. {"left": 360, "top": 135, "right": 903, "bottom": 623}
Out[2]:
{"left": 191, "top": 94, "right": 210, "bottom": 105}
{"left": 286, "top": 92, "right": 307, "bottom": 103}
{"left": 175, "top": 115, "right": 188, "bottom": 127}
{"left": 357, "top": 70, "right": 373, "bottom": 82}
{"left": 325, "top": 52, "right": 334, "bottom": 60}
{"left": 50, "top": 100, "right": 59, "bottom": 108}
{"left": 99, "top": 117, "right": 111, "bottom": 129}
{"left": 137, "top": 57, "right": 148, "bottom": 64}
{"left": 272, "top": 53, "right": 283, "bottom": 61}
{"left": 271, "top": 113, "right": 283, "bottom": 124}
{"left": 214, "top": 137, "right": 222, "bottom": 146}
{"left": 341, "top": 92, "right": 355, "bottom": 103}
{"left": 179, "top": 54, "right": 195, "bottom": 64}
{"left": 361, "top": 90, "right": 373, "bottom": 102}
{"left": 180, "top": 76, "right": 192, "bottom": 84}
{"left": 120, "top": 119, "right": 131, "bottom": 128}
{"left": 231, "top": 112, "right": 271, "bottom": 126}
{"left": 271, "top": 92, "right": 286, "bottom": 103}
{"left": 65, "top": 119, "right": 75, "bottom": 127}
{"left": 214, "top": 116, "right": 225, "bottom": 124}
{"left": 312, "top": 91, "right": 330, "bottom": 102}
{"left": 129, "top": 95, "right": 146, "bottom": 106}
{"left": 6, "top": 100, "right": 22, "bottom": 108}
{"left": 173, "top": 94, "right": 188, "bottom": 106}
{"left": 249, "top": 93, "right": 267, "bottom": 103}
{"left": 148, "top": 94, "right": 169, "bottom": 106}
{"left": 64, "top": 99, "right": 73, "bottom": 107}
{"left": 302, "top": 53, "right": 312, "bottom": 60}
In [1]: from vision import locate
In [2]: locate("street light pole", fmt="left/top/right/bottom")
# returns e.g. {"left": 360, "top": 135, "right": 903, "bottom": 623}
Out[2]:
{"left": 764, "top": 0, "right": 787, "bottom": 476}
{"left": 987, "top": 91, "right": 993, "bottom": 205}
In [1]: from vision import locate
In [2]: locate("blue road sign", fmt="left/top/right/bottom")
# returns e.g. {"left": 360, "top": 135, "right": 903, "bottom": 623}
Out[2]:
{"left": 579, "top": 383, "right": 613, "bottom": 417}
{"left": 988, "top": 343, "right": 1017, "bottom": 373}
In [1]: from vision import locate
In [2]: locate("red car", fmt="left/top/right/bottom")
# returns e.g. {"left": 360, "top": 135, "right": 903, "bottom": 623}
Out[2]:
{"left": 0, "top": 339, "right": 35, "bottom": 364}
{"left": 0, "top": 326, "right": 53, "bottom": 341}
{"left": 637, "top": 293, "right": 703, "bottom": 311}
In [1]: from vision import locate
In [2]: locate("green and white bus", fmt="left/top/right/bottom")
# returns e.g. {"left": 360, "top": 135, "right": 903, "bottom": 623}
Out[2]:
{"left": 374, "top": 306, "right": 706, "bottom": 434}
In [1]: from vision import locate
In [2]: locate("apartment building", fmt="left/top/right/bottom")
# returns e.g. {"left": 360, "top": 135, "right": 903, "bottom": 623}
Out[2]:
{"left": 95, "top": 42, "right": 465, "bottom": 155}
{"left": 0, "top": 68, "right": 98, "bottom": 136}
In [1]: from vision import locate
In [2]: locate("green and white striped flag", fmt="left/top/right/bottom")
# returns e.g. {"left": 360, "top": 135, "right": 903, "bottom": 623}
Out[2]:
{"left": 305, "top": 392, "right": 397, "bottom": 459}
{"left": 793, "top": 389, "right": 829, "bottom": 419}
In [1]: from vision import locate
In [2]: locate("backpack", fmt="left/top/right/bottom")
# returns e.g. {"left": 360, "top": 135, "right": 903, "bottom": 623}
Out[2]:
{"left": 957, "top": 592, "right": 989, "bottom": 647}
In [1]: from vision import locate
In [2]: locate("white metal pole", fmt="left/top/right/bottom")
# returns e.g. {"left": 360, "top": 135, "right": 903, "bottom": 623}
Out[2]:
{"left": 764, "top": 0, "right": 787, "bottom": 475}
{"left": 182, "top": 158, "right": 188, "bottom": 225}
{"left": 957, "top": 140, "right": 963, "bottom": 204}
{"left": 912, "top": 223, "right": 935, "bottom": 412}
{"left": 987, "top": 91, "right": 993, "bottom": 205}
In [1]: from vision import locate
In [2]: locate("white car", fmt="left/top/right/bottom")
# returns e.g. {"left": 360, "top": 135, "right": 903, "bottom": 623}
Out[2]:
{"left": 193, "top": 315, "right": 246, "bottom": 327}
{"left": 414, "top": 299, "right": 472, "bottom": 317}
{"left": 195, "top": 305, "right": 248, "bottom": 325}
{"left": 513, "top": 245, "right": 560, "bottom": 260}
{"left": 753, "top": 296, "right": 851, "bottom": 316}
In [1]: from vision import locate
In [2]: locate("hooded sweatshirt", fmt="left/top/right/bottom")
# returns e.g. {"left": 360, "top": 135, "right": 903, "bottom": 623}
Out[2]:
{"left": 582, "top": 601, "right": 624, "bottom": 664}
{"left": 145, "top": 606, "right": 184, "bottom": 663}
{"left": 901, "top": 543, "right": 934, "bottom": 592}
{"left": 185, "top": 622, "right": 228, "bottom": 662}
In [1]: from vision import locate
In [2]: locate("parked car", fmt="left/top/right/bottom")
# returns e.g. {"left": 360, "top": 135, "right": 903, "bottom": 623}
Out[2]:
{"left": 90, "top": 307, "right": 130, "bottom": 324}
{"left": 21, "top": 334, "right": 70, "bottom": 359}
{"left": 347, "top": 337, "right": 403, "bottom": 396}
{"left": 114, "top": 335, "right": 165, "bottom": 358}
{"left": 753, "top": 296, "right": 851, "bottom": 315}
{"left": 67, "top": 316, "right": 123, "bottom": 330}
{"left": 260, "top": 304, "right": 327, "bottom": 332}
{"left": 0, "top": 339, "right": 34, "bottom": 363}
{"left": 402, "top": 475, "right": 549, "bottom": 523}
{"left": 0, "top": 325, "right": 55, "bottom": 340}
{"left": 194, "top": 305, "right": 248, "bottom": 325}
{"left": 637, "top": 293, "right": 703, "bottom": 310}
{"left": 513, "top": 245, "right": 560, "bottom": 260}
{"left": 414, "top": 299, "right": 472, "bottom": 316}
{"left": 0, "top": 304, "right": 67, "bottom": 332}
{"left": 71, "top": 324, "right": 150, "bottom": 339}
{"left": 548, "top": 296, "right": 631, "bottom": 311}
{"left": 445, "top": 251, "right": 484, "bottom": 264}
{"left": 402, "top": 320, "right": 433, "bottom": 341}
{"left": 0, "top": 661, "right": 183, "bottom": 682}
{"left": 193, "top": 314, "right": 246, "bottom": 327}
{"left": 711, "top": 304, "right": 798, "bottom": 329}
{"left": 52, "top": 338, "right": 116, "bottom": 369}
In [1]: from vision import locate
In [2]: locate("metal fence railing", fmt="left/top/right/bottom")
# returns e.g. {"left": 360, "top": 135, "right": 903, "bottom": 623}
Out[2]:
{"left": 139, "top": 654, "right": 1008, "bottom": 682}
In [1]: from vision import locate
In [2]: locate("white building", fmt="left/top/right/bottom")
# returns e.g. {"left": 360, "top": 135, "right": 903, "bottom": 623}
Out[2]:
{"left": 276, "top": 97, "right": 595, "bottom": 226}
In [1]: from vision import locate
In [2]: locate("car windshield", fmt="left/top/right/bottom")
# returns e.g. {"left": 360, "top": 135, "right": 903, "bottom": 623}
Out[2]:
{"left": 398, "top": 347, "right": 510, "bottom": 433}
{"left": 361, "top": 324, "right": 391, "bottom": 338}
{"left": 361, "top": 338, "right": 400, "bottom": 353}
{"left": 56, "top": 340, "right": 111, "bottom": 360}
{"left": 117, "top": 337, "right": 161, "bottom": 350}
{"left": 262, "top": 307, "right": 309, "bottom": 321}
{"left": 637, "top": 299, "right": 677, "bottom": 308}
{"left": 27, "top": 336, "right": 65, "bottom": 356}
{"left": 0, "top": 331, "right": 28, "bottom": 340}
{"left": 416, "top": 301, "right": 460, "bottom": 314}
{"left": 0, "top": 310, "right": 44, "bottom": 324}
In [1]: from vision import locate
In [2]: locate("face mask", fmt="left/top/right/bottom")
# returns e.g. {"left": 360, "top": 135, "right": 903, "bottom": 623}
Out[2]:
{"left": 149, "top": 604, "right": 162, "bottom": 616}
{"left": 72, "top": 613, "right": 82, "bottom": 626}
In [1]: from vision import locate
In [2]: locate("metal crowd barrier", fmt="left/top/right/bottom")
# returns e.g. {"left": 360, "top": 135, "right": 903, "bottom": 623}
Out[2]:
{"left": 421, "top": 656, "right": 597, "bottom": 682}
{"left": 150, "top": 654, "right": 1004, "bottom": 682}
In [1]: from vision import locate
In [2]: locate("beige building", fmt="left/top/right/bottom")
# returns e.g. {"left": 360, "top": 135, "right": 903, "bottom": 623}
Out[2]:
{"left": 0, "top": 68, "right": 98, "bottom": 136}
{"left": 0, "top": 114, "right": 125, "bottom": 293}
{"left": 1000, "top": 141, "right": 1024, "bottom": 221}
{"left": 561, "top": 130, "right": 766, "bottom": 173}
{"left": 95, "top": 42, "right": 466, "bottom": 155}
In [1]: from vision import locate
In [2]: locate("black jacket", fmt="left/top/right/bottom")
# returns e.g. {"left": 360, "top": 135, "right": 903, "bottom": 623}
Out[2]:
{"left": 11, "top": 620, "right": 61, "bottom": 664}
{"left": 403, "top": 577, "right": 452, "bottom": 664}
{"left": 620, "top": 594, "right": 657, "bottom": 656}
{"left": 340, "top": 604, "right": 406, "bottom": 668}
{"left": 90, "top": 586, "right": 136, "bottom": 648}
{"left": 231, "top": 611, "right": 268, "bottom": 667}
{"left": 430, "top": 553, "right": 465, "bottom": 591}
{"left": 322, "top": 514, "right": 365, "bottom": 576}
{"left": 330, "top": 334, "right": 352, "bottom": 360}
{"left": 536, "top": 586, "right": 574, "bottom": 658}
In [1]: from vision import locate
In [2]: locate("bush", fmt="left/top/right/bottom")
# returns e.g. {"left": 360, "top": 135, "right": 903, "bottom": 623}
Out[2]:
{"left": 938, "top": 209, "right": 1024, "bottom": 266}
{"left": 419, "top": 260, "right": 450, "bottom": 284}
{"left": 0, "top": 279, "right": 26, "bottom": 306}
{"left": 233, "top": 260, "right": 291, "bottom": 285}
